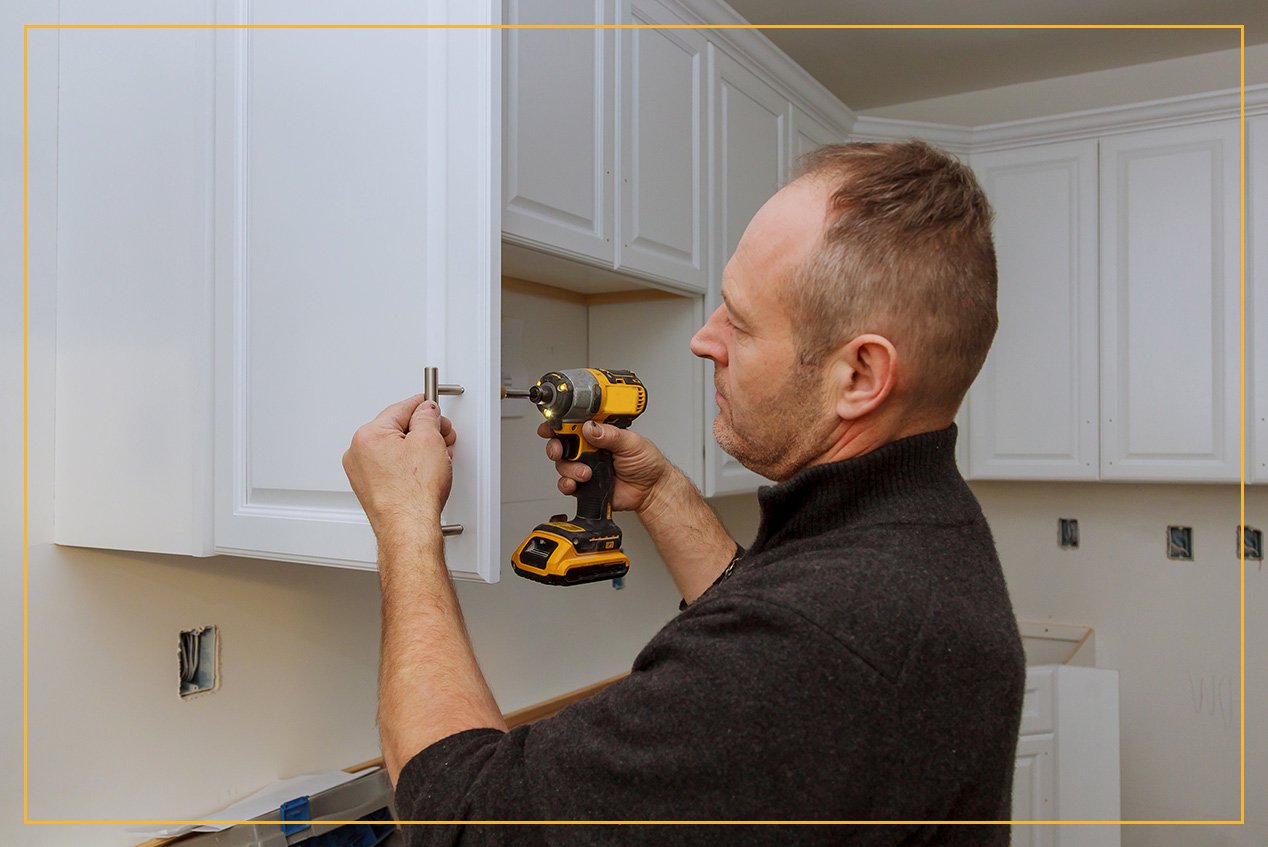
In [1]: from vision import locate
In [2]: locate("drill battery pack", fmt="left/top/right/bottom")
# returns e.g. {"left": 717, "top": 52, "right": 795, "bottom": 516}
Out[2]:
{"left": 511, "top": 517, "right": 630, "bottom": 586}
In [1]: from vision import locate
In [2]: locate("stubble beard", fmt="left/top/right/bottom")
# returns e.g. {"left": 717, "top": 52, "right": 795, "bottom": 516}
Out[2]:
{"left": 713, "top": 368, "right": 833, "bottom": 481}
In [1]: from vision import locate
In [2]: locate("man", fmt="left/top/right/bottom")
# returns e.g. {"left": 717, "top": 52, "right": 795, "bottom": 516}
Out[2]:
{"left": 343, "top": 140, "right": 1025, "bottom": 844}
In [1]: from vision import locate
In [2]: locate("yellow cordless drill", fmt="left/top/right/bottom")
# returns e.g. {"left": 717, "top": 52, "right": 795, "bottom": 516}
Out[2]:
{"left": 511, "top": 368, "right": 647, "bottom": 586}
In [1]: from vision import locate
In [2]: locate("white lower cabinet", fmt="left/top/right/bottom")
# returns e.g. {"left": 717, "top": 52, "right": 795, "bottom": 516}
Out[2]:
{"left": 968, "top": 141, "right": 1099, "bottom": 480}
{"left": 1012, "top": 666, "right": 1120, "bottom": 847}
{"left": 1098, "top": 120, "right": 1242, "bottom": 482}
{"left": 1012, "top": 734, "right": 1056, "bottom": 847}
{"left": 52, "top": 2, "right": 503, "bottom": 581}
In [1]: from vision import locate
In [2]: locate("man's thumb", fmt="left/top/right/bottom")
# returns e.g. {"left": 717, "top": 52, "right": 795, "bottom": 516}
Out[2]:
{"left": 584, "top": 420, "right": 628, "bottom": 451}
{"left": 410, "top": 400, "right": 440, "bottom": 431}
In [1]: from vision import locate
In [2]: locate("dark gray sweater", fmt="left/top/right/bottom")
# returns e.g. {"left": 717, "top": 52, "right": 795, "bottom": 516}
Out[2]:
{"left": 394, "top": 425, "right": 1025, "bottom": 845}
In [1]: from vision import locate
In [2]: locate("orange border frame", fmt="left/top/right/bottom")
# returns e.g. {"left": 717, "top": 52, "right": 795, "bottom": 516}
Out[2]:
{"left": 21, "top": 20, "right": 1248, "bottom": 831}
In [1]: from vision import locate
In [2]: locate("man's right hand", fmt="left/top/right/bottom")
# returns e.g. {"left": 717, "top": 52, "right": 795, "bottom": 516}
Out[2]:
{"left": 538, "top": 419, "right": 738, "bottom": 604}
{"left": 539, "top": 419, "right": 669, "bottom": 515}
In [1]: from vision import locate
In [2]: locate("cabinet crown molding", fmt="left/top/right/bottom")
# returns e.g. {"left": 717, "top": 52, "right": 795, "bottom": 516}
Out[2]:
{"left": 668, "top": 0, "right": 855, "bottom": 136}
{"left": 851, "top": 83, "right": 1268, "bottom": 152}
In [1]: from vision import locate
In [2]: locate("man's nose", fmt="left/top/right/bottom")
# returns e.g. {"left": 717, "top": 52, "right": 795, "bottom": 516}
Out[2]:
{"left": 690, "top": 305, "right": 727, "bottom": 365}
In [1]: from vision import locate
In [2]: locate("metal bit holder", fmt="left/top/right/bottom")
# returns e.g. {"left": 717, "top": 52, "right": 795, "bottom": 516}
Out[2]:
{"left": 423, "top": 367, "right": 466, "bottom": 538}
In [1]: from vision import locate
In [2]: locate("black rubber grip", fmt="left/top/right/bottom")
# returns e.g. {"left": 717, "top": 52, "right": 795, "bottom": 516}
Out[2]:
{"left": 574, "top": 449, "right": 616, "bottom": 522}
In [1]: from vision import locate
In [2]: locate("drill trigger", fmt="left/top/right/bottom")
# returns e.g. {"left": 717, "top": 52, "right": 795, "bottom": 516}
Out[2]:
{"left": 558, "top": 433, "right": 585, "bottom": 461}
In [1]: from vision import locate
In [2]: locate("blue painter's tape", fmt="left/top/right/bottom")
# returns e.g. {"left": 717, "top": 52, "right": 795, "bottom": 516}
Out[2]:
{"left": 279, "top": 795, "right": 311, "bottom": 837}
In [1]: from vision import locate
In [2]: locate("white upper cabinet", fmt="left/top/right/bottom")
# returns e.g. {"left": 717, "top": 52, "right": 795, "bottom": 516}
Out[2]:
{"left": 502, "top": 0, "right": 614, "bottom": 265}
{"left": 616, "top": 0, "right": 709, "bottom": 290}
{"left": 788, "top": 102, "right": 844, "bottom": 176}
{"left": 1250, "top": 115, "right": 1268, "bottom": 484}
{"left": 53, "top": 1, "right": 502, "bottom": 581}
{"left": 1099, "top": 120, "right": 1241, "bottom": 482}
{"left": 701, "top": 45, "right": 788, "bottom": 497}
{"left": 52, "top": 3, "right": 217, "bottom": 558}
{"left": 968, "top": 140, "right": 1099, "bottom": 479}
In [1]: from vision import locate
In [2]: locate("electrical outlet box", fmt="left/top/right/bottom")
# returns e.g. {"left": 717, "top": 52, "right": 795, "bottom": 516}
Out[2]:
{"left": 179, "top": 626, "right": 220, "bottom": 698}
{"left": 1240, "top": 526, "right": 1263, "bottom": 560}
{"left": 1058, "top": 518, "right": 1079, "bottom": 549}
{"left": 1167, "top": 526, "right": 1194, "bottom": 561}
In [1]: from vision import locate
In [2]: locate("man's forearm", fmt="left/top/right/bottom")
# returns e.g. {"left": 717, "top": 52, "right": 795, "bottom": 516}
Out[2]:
{"left": 637, "top": 466, "right": 737, "bottom": 604}
{"left": 377, "top": 529, "right": 507, "bottom": 784}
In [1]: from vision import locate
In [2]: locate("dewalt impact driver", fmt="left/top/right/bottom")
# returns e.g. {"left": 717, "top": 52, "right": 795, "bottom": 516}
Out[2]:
{"left": 510, "top": 368, "right": 647, "bottom": 585}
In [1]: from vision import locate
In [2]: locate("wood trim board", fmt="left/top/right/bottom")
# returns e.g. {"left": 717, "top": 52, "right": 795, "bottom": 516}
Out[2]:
{"left": 133, "top": 673, "right": 628, "bottom": 846}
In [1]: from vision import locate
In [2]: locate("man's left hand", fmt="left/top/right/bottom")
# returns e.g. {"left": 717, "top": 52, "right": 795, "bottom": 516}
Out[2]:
{"left": 343, "top": 394, "right": 457, "bottom": 543}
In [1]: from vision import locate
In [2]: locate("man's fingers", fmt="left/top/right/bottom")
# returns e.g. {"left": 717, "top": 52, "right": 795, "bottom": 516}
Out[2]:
{"left": 375, "top": 394, "right": 426, "bottom": 434}
{"left": 557, "top": 477, "right": 576, "bottom": 495}
{"left": 437, "top": 414, "right": 457, "bottom": 446}
{"left": 545, "top": 439, "right": 562, "bottom": 461}
{"left": 555, "top": 460, "right": 591, "bottom": 482}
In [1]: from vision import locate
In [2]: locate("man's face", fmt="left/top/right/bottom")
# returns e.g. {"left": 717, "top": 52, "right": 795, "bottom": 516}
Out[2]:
{"left": 689, "top": 179, "right": 838, "bottom": 481}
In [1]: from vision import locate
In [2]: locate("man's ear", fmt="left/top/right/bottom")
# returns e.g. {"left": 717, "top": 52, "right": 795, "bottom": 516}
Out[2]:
{"left": 827, "top": 334, "right": 898, "bottom": 421}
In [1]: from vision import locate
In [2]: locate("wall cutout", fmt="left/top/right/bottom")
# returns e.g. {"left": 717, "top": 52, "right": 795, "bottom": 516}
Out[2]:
{"left": 1058, "top": 518, "right": 1079, "bottom": 549}
{"left": 1239, "top": 525, "right": 1263, "bottom": 561}
{"left": 179, "top": 626, "right": 220, "bottom": 699}
{"left": 1166, "top": 526, "right": 1194, "bottom": 561}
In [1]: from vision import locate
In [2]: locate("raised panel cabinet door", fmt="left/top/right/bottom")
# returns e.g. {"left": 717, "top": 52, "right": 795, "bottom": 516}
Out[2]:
{"left": 615, "top": 0, "right": 708, "bottom": 292}
{"left": 701, "top": 45, "right": 787, "bottom": 497}
{"left": 1011, "top": 734, "right": 1055, "bottom": 847}
{"left": 214, "top": 0, "right": 501, "bottom": 581}
{"left": 502, "top": 0, "right": 614, "bottom": 265}
{"left": 968, "top": 140, "right": 1099, "bottom": 480}
{"left": 1100, "top": 120, "right": 1241, "bottom": 481}
{"left": 52, "top": 3, "right": 217, "bottom": 556}
{"left": 788, "top": 102, "right": 844, "bottom": 178}
{"left": 1251, "top": 115, "right": 1268, "bottom": 483}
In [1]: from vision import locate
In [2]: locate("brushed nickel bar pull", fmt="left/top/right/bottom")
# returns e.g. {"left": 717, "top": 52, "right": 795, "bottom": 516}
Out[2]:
{"left": 441, "top": 524, "right": 464, "bottom": 537}
{"left": 423, "top": 367, "right": 465, "bottom": 402}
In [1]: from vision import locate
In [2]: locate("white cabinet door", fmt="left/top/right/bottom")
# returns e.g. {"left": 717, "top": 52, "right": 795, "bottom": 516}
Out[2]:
{"left": 1250, "top": 115, "right": 1268, "bottom": 483}
{"left": 53, "top": 1, "right": 501, "bottom": 582}
{"left": 53, "top": 2, "right": 217, "bottom": 557}
{"left": 502, "top": 0, "right": 614, "bottom": 265}
{"left": 788, "top": 102, "right": 843, "bottom": 177}
{"left": 968, "top": 141, "right": 1099, "bottom": 480}
{"left": 1012, "top": 734, "right": 1056, "bottom": 847}
{"left": 213, "top": 1, "right": 500, "bottom": 581}
{"left": 616, "top": 0, "right": 708, "bottom": 291}
{"left": 1099, "top": 120, "right": 1241, "bottom": 481}
{"left": 701, "top": 45, "right": 786, "bottom": 497}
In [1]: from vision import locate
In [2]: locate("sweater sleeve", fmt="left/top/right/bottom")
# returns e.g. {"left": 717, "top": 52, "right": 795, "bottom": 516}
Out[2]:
{"left": 391, "top": 591, "right": 895, "bottom": 846}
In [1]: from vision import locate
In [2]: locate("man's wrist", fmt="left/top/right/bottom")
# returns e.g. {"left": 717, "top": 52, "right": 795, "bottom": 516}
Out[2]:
{"left": 635, "top": 463, "right": 689, "bottom": 526}
{"left": 377, "top": 520, "right": 445, "bottom": 569}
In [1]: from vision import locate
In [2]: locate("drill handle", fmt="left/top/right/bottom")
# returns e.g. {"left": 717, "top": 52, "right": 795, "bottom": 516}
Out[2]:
{"left": 574, "top": 448, "right": 616, "bottom": 523}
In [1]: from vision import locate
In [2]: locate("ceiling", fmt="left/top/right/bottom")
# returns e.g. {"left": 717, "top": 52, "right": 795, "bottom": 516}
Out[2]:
{"left": 724, "top": 0, "right": 1264, "bottom": 110}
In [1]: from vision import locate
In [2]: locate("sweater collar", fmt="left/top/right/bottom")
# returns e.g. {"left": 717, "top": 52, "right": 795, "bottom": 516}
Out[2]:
{"left": 747, "top": 425, "right": 968, "bottom": 554}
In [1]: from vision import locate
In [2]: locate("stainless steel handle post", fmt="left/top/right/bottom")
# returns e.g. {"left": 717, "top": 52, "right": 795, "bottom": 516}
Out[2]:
{"left": 423, "top": 367, "right": 465, "bottom": 403}
{"left": 423, "top": 366, "right": 466, "bottom": 538}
